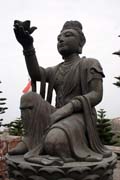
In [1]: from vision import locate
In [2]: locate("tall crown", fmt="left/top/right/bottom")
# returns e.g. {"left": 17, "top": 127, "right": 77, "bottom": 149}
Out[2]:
{"left": 61, "top": 20, "right": 83, "bottom": 32}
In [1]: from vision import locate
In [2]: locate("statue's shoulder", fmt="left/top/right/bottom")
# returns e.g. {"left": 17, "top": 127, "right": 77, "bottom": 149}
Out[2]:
{"left": 46, "top": 63, "right": 61, "bottom": 76}
{"left": 81, "top": 56, "right": 102, "bottom": 68}
{"left": 81, "top": 56, "right": 104, "bottom": 77}
{"left": 81, "top": 56, "right": 100, "bottom": 64}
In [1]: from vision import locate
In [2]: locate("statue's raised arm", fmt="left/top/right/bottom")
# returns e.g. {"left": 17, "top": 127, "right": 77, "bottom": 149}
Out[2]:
{"left": 13, "top": 20, "right": 43, "bottom": 81}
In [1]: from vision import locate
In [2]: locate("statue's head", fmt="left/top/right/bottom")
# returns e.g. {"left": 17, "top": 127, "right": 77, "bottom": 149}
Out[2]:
{"left": 57, "top": 20, "right": 86, "bottom": 57}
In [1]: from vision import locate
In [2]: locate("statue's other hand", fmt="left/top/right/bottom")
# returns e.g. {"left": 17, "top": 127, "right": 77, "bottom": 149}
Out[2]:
{"left": 13, "top": 20, "right": 37, "bottom": 49}
{"left": 50, "top": 111, "right": 62, "bottom": 124}
{"left": 50, "top": 103, "right": 74, "bottom": 125}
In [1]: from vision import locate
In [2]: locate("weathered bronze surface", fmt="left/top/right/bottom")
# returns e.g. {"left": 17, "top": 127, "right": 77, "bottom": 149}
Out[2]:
{"left": 7, "top": 20, "right": 117, "bottom": 180}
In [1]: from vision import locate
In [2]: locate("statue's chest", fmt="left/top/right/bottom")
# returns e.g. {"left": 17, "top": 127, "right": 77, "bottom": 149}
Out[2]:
{"left": 54, "top": 61, "right": 81, "bottom": 96}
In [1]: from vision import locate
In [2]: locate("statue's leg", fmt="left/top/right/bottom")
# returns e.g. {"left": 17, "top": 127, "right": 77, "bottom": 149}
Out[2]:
{"left": 44, "top": 128, "right": 74, "bottom": 162}
{"left": 8, "top": 92, "right": 55, "bottom": 155}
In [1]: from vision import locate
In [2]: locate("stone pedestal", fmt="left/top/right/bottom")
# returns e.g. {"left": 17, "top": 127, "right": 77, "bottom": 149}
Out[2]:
{"left": 6, "top": 153, "right": 117, "bottom": 180}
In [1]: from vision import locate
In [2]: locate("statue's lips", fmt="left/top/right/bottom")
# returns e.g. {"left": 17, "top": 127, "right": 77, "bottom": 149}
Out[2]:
{"left": 58, "top": 43, "right": 66, "bottom": 48}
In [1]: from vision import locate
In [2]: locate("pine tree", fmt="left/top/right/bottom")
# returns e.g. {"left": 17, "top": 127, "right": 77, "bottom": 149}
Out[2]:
{"left": 8, "top": 117, "right": 24, "bottom": 136}
{"left": 113, "top": 35, "right": 120, "bottom": 87}
{"left": 0, "top": 81, "right": 8, "bottom": 130}
{"left": 0, "top": 81, "right": 24, "bottom": 136}
{"left": 113, "top": 76, "right": 120, "bottom": 87}
{"left": 97, "top": 109, "right": 117, "bottom": 145}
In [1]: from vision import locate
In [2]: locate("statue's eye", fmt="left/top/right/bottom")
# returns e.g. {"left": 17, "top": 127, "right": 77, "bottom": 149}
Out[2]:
{"left": 64, "top": 32, "right": 73, "bottom": 37}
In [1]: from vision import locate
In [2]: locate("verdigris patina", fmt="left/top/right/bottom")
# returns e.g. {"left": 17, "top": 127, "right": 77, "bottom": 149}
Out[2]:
{"left": 7, "top": 20, "right": 117, "bottom": 180}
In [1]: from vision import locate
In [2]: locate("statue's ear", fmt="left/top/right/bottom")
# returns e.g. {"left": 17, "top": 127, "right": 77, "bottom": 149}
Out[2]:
{"left": 78, "top": 45, "right": 82, "bottom": 54}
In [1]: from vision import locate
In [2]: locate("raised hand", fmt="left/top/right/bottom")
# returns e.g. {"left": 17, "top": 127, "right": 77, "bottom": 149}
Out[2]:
{"left": 13, "top": 20, "right": 37, "bottom": 49}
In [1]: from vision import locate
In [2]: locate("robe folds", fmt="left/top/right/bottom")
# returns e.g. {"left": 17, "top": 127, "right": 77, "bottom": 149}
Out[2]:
{"left": 23, "top": 57, "right": 111, "bottom": 162}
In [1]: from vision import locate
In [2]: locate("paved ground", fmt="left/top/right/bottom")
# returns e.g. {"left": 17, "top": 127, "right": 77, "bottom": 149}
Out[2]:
{"left": 113, "top": 160, "right": 120, "bottom": 180}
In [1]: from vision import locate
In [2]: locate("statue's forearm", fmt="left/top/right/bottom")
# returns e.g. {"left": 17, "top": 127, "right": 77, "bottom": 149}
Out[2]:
{"left": 23, "top": 46, "right": 41, "bottom": 81}
{"left": 85, "top": 79, "right": 103, "bottom": 107}
{"left": 71, "top": 91, "right": 101, "bottom": 113}
{"left": 50, "top": 102, "right": 74, "bottom": 125}
{"left": 71, "top": 79, "right": 103, "bottom": 112}
{"left": 84, "top": 91, "right": 102, "bottom": 107}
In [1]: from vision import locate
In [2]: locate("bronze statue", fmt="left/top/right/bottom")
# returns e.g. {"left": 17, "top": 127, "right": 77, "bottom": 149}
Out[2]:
{"left": 9, "top": 20, "right": 111, "bottom": 165}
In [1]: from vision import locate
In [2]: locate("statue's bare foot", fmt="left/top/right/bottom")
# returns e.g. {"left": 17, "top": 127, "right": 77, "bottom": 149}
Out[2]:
{"left": 8, "top": 141, "right": 28, "bottom": 155}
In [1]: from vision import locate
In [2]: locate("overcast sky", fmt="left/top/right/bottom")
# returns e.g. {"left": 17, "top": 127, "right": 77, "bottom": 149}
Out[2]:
{"left": 0, "top": 0, "right": 120, "bottom": 124}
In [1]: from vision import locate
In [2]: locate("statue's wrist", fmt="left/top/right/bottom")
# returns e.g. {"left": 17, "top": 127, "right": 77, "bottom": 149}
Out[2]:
{"left": 70, "top": 99, "right": 82, "bottom": 112}
{"left": 23, "top": 47, "right": 35, "bottom": 57}
{"left": 23, "top": 44, "right": 34, "bottom": 51}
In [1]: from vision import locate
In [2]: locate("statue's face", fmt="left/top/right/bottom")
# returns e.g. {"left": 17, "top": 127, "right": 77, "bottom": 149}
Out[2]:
{"left": 57, "top": 29, "right": 80, "bottom": 57}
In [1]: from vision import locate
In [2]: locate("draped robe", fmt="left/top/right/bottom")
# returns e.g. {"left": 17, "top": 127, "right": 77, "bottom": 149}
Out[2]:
{"left": 21, "top": 57, "right": 111, "bottom": 163}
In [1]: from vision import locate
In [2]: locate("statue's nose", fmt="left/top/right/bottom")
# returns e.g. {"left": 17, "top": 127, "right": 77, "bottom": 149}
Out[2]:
{"left": 59, "top": 35, "right": 64, "bottom": 43}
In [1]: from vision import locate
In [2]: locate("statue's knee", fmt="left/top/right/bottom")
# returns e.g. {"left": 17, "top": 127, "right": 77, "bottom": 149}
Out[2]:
{"left": 44, "top": 130, "right": 55, "bottom": 149}
{"left": 44, "top": 128, "right": 67, "bottom": 155}
{"left": 21, "top": 91, "right": 41, "bottom": 102}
